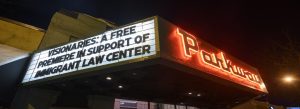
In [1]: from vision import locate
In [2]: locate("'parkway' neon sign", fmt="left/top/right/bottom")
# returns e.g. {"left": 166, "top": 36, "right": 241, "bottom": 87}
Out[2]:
{"left": 176, "top": 28, "right": 261, "bottom": 84}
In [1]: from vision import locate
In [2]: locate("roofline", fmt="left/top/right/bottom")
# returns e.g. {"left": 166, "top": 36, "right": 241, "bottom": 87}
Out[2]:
{"left": 58, "top": 9, "right": 117, "bottom": 28}
{"left": 0, "top": 17, "right": 45, "bottom": 32}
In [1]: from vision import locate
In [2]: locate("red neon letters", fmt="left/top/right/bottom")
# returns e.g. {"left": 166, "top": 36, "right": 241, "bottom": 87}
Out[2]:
{"left": 176, "top": 28, "right": 261, "bottom": 84}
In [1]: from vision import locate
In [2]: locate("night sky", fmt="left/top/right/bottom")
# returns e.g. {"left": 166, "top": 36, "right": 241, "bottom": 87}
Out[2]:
{"left": 1, "top": 0, "right": 300, "bottom": 106}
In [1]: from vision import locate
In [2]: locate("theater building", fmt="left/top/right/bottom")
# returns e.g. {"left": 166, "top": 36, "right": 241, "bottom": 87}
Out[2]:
{"left": 1, "top": 10, "right": 270, "bottom": 109}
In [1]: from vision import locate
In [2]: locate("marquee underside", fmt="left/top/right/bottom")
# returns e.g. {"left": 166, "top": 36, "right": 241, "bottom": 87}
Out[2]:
{"left": 32, "top": 59, "right": 259, "bottom": 108}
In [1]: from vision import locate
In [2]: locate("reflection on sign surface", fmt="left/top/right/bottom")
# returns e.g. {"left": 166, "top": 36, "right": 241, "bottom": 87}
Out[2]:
{"left": 22, "top": 19, "right": 156, "bottom": 83}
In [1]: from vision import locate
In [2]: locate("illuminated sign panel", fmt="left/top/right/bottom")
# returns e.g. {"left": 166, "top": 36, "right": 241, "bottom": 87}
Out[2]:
{"left": 22, "top": 19, "right": 157, "bottom": 83}
{"left": 172, "top": 28, "right": 267, "bottom": 93}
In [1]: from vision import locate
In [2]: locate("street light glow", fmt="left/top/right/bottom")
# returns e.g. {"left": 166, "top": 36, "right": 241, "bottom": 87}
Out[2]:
{"left": 283, "top": 75, "right": 295, "bottom": 83}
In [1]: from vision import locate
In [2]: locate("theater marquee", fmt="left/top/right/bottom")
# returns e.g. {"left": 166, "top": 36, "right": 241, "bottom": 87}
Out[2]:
{"left": 22, "top": 19, "right": 157, "bottom": 83}
{"left": 22, "top": 16, "right": 267, "bottom": 93}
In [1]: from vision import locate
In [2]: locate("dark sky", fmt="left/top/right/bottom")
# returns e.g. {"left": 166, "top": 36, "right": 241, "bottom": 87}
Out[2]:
{"left": 1, "top": 0, "right": 300, "bottom": 106}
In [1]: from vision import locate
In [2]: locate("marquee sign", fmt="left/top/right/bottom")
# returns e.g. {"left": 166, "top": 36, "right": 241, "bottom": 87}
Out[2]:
{"left": 172, "top": 27, "right": 267, "bottom": 93}
{"left": 22, "top": 16, "right": 267, "bottom": 93}
{"left": 22, "top": 19, "right": 157, "bottom": 83}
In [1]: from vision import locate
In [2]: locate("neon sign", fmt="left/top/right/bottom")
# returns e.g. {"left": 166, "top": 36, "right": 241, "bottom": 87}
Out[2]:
{"left": 200, "top": 51, "right": 260, "bottom": 83}
{"left": 176, "top": 28, "right": 267, "bottom": 92}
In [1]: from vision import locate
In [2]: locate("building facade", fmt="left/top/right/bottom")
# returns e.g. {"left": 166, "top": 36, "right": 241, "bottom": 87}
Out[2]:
{"left": 0, "top": 10, "right": 279, "bottom": 109}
